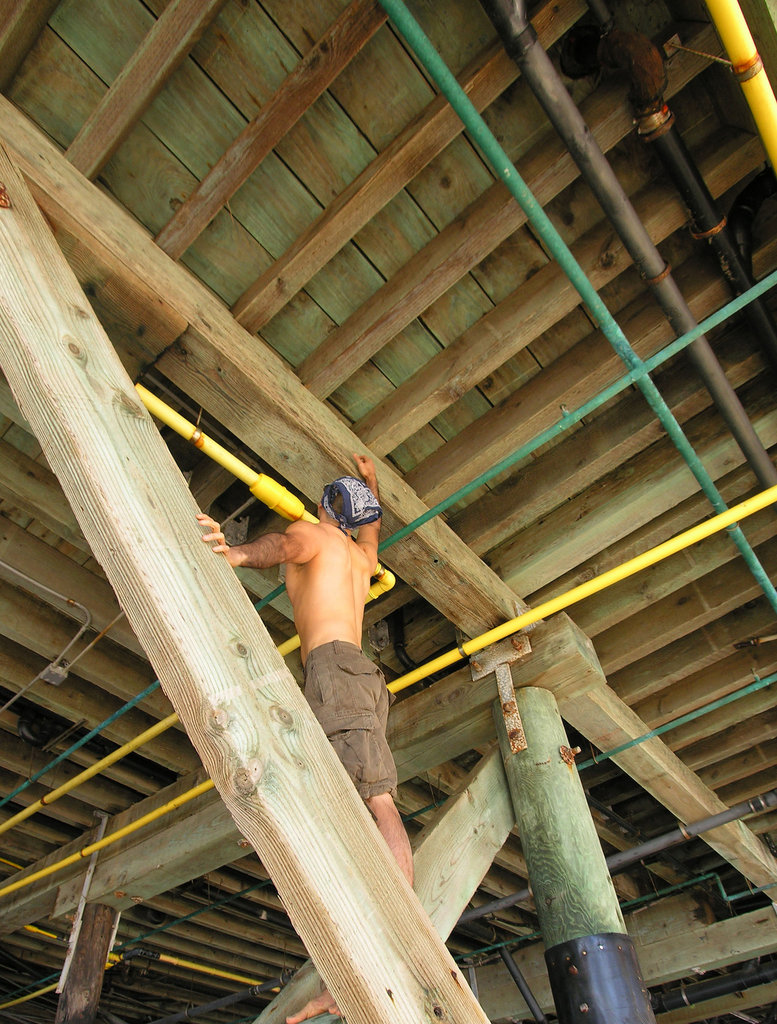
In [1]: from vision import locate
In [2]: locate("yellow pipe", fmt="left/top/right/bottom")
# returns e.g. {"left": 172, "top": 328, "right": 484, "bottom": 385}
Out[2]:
{"left": 704, "top": 0, "right": 777, "bottom": 168}
{"left": 24, "top": 924, "right": 60, "bottom": 939}
{"left": 0, "top": 780, "right": 214, "bottom": 899}
{"left": 0, "top": 981, "right": 59, "bottom": 1010}
{"left": 136, "top": 383, "right": 395, "bottom": 589}
{"left": 0, "top": 712, "right": 180, "bottom": 838}
{"left": 388, "top": 483, "right": 777, "bottom": 693}
{"left": 149, "top": 952, "right": 264, "bottom": 986}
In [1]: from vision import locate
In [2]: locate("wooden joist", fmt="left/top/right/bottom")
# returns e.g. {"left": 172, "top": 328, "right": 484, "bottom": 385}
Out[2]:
{"left": 155, "top": 0, "right": 388, "bottom": 260}
{"left": 65, "top": 0, "right": 228, "bottom": 179}
{"left": 0, "top": 0, "right": 60, "bottom": 93}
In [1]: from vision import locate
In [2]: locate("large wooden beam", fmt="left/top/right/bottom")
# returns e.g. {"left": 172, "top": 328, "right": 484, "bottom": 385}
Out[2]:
{"left": 0, "top": 0, "right": 59, "bottom": 92}
{"left": 54, "top": 902, "right": 119, "bottom": 1024}
{"left": 0, "top": 145, "right": 488, "bottom": 1024}
{"left": 0, "top": 92, "right": 529, "bottom": 639}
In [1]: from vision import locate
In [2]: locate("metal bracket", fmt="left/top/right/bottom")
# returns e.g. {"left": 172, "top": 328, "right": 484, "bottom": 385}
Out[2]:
{"left": 469, "top": 636, "right": 531, "bottom": 754}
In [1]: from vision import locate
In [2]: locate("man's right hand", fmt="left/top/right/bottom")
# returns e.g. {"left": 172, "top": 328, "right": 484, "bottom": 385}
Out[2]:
{"left": 196, "top": 513, "right": 234, "bottom": 562}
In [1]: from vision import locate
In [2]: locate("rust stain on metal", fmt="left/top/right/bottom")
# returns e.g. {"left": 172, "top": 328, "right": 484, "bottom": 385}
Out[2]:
{"left": 0, "top": 183, "right": 10, "bottom": 208}
{"left": 560, "top": 745, "right": 581, "bottom": 766}
{"left": 502, "top": 697, "right": 527, "bottom": 753}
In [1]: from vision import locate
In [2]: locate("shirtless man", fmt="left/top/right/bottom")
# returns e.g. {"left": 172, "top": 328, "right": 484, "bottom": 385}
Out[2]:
{"left": 198, "top": 454, "right": 412, "bottom": 1022}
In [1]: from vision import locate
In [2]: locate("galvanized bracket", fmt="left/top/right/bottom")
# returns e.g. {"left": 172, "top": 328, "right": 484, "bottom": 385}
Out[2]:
{"left": 469, "top": 636, "right": 532, "bottom": 754}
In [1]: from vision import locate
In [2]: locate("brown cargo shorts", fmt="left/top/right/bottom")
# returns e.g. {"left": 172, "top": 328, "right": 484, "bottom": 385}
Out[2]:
{"left": 303, "top": 640, "right": 397, "bottom": 800}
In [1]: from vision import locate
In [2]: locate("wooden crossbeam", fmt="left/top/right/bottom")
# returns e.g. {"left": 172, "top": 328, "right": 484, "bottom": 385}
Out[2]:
{"left": 65, "top": 0, "right": 227, "bottom": 179}
{"left": 155, "top": 0, "right": 388, "bottom": 260}
{"left": 0, "top": 143, "right": 489, "bottom": 1024}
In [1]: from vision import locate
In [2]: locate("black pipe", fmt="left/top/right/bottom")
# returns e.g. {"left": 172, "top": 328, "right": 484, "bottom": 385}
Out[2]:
{"left": 596, "top": 28, "right": 777, "bottom": 373}
{"left": 138, "top": 972, "right": 287, "bottom": 1024}
{"left": 500, "top": 947, "right": 549, "bottom": 1023}
{"left": 457, "top": 787, "right": 777, "bottom": 925}
{"left": 729, "top": 168, "right": 777, "bottom": 276}
{"left": 651, "top": 957, "right": 777, "bottom": 1013}
{"left": 477, "top": 0, "right": 777, "bottom": 494}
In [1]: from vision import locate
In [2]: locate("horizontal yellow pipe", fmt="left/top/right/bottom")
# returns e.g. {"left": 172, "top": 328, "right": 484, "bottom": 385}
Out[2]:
{"left": 24, "top": 924, "right": 59, "bottom": 939}
{"left": 0, "top": 713, "right": 180, "bottom": 838}
{"left": 151, "top": 952, "right": 264, "bottom": 986}
{"left": 0, "top": 780, "right": 214, "bottom": 900}
{"left": 704, "top": 0, "right": 777, "bottom": 169}
{"left": 389, "top": 483, "right": 777, "bottom": 693}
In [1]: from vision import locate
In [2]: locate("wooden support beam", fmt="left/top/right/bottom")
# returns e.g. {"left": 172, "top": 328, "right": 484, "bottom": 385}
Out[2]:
{"left": 155, "top": 0, "right": 388, "bottom": 260}
{"left": 65, "top": 0, "right": 227, "bottom": 180}
{"left": 256, "top": 746, "right": 516, "bottom": 1024}
{"left": 0, "top": 92, "right": 530, "bottom": 640}
{"left": 0, "top": 0, "right": 59, "bottom": 92}
{"left": 54, "top": 902, "right": 119, "bottom": 1024}
{"left": 0, "top": 143, "right": 487, "bottom": 1024}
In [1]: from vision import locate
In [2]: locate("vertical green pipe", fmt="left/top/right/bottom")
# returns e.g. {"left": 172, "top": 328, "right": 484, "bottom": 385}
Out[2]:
{"left": 376, "top": 0, "right": 777, "bottom": 617}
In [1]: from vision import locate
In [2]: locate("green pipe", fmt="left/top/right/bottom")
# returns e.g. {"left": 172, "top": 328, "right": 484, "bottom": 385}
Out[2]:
{"left": 381, "top": 268, "right": 777, "bottom": 552}
{"left": 577, "top": 671, "right": 777, "bottom": 770}
{"left": 377, "top": 0, "right": 777, "bottom": 617}
{"left": 258, "top": 268, "right": 777, "bottom": 611}
{"left": 0, "top": 678, "right": 162, "bottom": 810}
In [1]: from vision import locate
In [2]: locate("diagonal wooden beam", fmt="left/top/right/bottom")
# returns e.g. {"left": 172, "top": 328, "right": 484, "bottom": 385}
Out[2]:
{"left": 0, "top": 142, "right": 488, "bottom": 1024}
{"left": 65, "top": 0, "right": 227, "bottom": 179}
{"left": 296, "top": 25, "right": 717, "bottom": 400}
{"left": 232, "top": 0, "right": 585, "bottom": 333}
{"left": 155, "top": 0, "right": 388, "bottom": 260}
{"left": 0, "top": 0, "right": 59, "bottom": 92}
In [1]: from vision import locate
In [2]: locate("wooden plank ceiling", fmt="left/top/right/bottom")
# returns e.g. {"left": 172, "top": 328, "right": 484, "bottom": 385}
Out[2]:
{"left": 1, "top": 0, "right": 777, "bottom": 1020}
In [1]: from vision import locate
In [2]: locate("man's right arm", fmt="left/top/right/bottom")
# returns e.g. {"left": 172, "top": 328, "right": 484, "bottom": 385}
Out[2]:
{"left": 197, "top": 514, "right": 318, "bottom": 569}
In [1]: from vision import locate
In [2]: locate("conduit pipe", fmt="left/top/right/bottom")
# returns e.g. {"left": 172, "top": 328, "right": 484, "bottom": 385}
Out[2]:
{"left": 651, "top": 957, "right": 777, "bottom": 1014}
{"left": 0, "top": 712, "right": 179, "bottom": 837}
{"left": 387, "top": 482, "right": 777, "bottom": 693}
{"left": 0, "top": 779, "right": 214, "bottom": 899}
{"left": 704, "top": 0, "right": 777, "bottom": 171}
{"left": 458, "top": 785, "right": 777, "bottom": 924}
{"left": 477, "top": 0, "right": 777, "bottom": 494}
{"left": 729, "top": 168, "right": 777, "bottom": 274}
{"left": 136, "top": 383, "right": 395, "bottom": 603}
{"left": 594, "top": 25, "right": 777, "bottom": 370}
{"left": 140, "top": 973, "right": 288, "bottom": 1024}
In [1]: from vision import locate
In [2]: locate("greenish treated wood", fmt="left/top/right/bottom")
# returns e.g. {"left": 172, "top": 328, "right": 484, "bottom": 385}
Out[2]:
{"left": 360, "top": 130, "right": 762, "bottom": 460}
{"left": 0, "top": 145, "right": 489, "bottom": 1024}
{"left": 0, "top": 0, "right": 60, "bottom": 92}
{"left": 493, "top": 375, "right": 777, "bottom": 600}
{"left": 496, "top": 686, "right": 625, "bottom": 948}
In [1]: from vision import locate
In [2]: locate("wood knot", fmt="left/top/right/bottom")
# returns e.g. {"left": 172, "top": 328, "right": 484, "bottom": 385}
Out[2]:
{"left": 233, "top": 759, "right": 263, "bottom": 796}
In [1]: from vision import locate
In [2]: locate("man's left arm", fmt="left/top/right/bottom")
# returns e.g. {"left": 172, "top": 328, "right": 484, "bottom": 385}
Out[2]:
{"left": 352, "top": 453, "right": 381, "bottom": 570}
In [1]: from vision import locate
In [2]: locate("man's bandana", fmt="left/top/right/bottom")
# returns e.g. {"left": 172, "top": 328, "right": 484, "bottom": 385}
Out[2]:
{"left": 321, "top": 477, "right": 382, "bottom": 532}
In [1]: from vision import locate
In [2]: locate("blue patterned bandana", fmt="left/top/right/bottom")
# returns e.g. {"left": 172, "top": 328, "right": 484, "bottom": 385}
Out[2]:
{"left": 321, "top": 477, "right": 382, "bottom": 532}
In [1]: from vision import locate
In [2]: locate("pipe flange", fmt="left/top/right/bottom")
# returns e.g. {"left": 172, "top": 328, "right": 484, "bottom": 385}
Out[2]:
{"left": 638, "top": 106, "right": 674, "bottom": 140}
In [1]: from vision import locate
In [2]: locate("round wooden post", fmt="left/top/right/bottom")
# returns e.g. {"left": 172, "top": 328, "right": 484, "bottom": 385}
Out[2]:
{"left": 494, "top": 685, "right": 655, "bottom": 1024}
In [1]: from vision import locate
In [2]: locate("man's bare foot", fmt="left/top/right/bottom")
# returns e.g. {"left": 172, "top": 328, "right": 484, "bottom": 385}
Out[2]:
{"left": 286, "top": 988, "right": 341, "bottom": 1022}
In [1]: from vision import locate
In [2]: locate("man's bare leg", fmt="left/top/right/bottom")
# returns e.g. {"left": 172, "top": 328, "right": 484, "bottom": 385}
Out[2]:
{"left": 285, "top": 794, "right": 413, "bottom": 1023}
{"left": 366, "top": 791, "right": 414, "bottom": 885}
